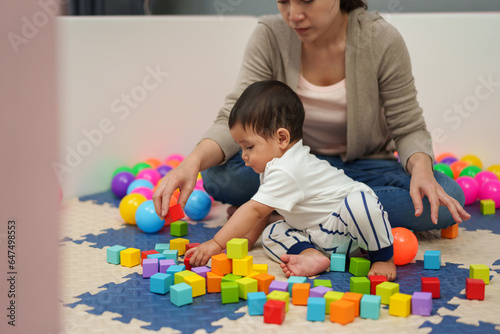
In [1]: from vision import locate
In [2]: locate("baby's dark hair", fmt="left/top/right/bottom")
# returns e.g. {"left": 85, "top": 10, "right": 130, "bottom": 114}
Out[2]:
{"left": 228, "top": 80, "right": 304, "bottom": 142}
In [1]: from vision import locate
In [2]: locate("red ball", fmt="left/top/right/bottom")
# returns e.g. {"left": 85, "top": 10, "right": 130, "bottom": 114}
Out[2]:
{"left": 391, "top": 227, "right": 418, "bottom": 266}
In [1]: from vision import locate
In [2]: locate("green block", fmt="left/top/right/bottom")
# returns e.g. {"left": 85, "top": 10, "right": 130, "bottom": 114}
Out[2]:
{"left": 221, "top": 282, "right": 239, "bottom": 304}
{"left": 174, "top": 270, "right": 195, "bottom": 285}
{"left": 480, "top": 199, "right": 495, "bottom": 215}
{"left": 349, "top": 257, "right": 371, "bottom": 277}
{"left": 170, "top": 220, "right": 188, "bottom": 237}
{"left": 227, "top": 238, "right": 248, "bottom": 259}
{"left": 155, "top": 243, "right": 170, "bottom": 253}
{"left": 267, "top": 290, "right": 290, "bottom": 312}
{"left": 222, "top": 273, "right": 242, "bottom": 283}
{"left": 470, "top": 264, "right": 490, "bottom": 284}
{"left": 236, "top": 277, "right": 258, "bottom": 300}
{"left": 350, "top": 277, "right": 371, "bottom": 294}
{"left": 324, "top": 291, "right": 344, "bottom": 314}
{"left": 376, "top": 281, "right": 399, "bottom": 305}
{"left": 313, "top": 279, "right": 332, "bottom": 288}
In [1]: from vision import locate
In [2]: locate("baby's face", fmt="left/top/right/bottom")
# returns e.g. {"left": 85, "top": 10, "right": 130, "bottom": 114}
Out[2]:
{"left": 230, "top": 123, "right": 282, "bottom": 174}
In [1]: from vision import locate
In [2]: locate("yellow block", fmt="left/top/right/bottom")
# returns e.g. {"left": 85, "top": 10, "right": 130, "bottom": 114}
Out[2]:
{"left": 174, "top": 270, "right": 195, "bottom": 285}
{"left": 389, "top": 293, "right": 412, "bottom": 317}
{"left": 267, "top": 290, "right": 290, "bottom": 312}
{"left": 184, "top": 274, "right": 206, "bottom": 297}
{"left": 232, "top": 255, "right": 253, "bottom": 276}
{"left": 120, "top": 248, "right": 141, "bottom": 267}
{"left": 324, "top": 291, "right": 345, "bottom": 314}
{"left": 252, "top": 264, "right": 268, "bottom": 274}
{"left": 170, "top": 238, "right": 189, "bottom": 256}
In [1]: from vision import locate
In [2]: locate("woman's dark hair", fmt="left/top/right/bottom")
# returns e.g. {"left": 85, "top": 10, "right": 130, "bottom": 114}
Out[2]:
{"left": 340, "top": 0, "right": 367, "bottom": 12}
{"left": 228, "top": 80, "right": 304, "bottom": 143}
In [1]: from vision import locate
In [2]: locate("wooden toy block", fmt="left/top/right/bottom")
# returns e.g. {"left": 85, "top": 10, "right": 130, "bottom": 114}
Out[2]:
{"left": 211, "top": 253, "right": 232, "bottom": 276}
{"left": 369, "top": 275, "right": 387, "bottom": 295}
{"left": 233, "top": 255, "right": 253, "bottom": 276}
{"left": 186, "top": 242, "right": 200, "bottom": 251}
{"left": 360, "top": 294, "right": 381, "bottom": 320}
{"left": 253, "top": 264, "right": 268, "bottom": 274}
{"left": 170, "top": 220, "right": 188, "bottom": 237}
{"left": 287, "top": 276, "right": 307, "bottom": 295}
{"left": 221, "top": 281, "right": 239, "bottom": 304}
{"left": 330, "top": 253, "right": 346, "bottom": 272}
{"left": 349, "top": 257, "right": 371, "bottom": 277}
{"left": 222, "top": 273, "right": 242, "bottom": 283}
{"left": 227, "top": 238, "right": 248, "bottom": 259}
{"left": 310, "top": 286, "right": 332, "bottom": 298}
{"left": 174, "top": 270, "right": 196, "bottom": 285}
{"left": 170, "top": 282, "right": 192, "bottom": 307}
{"left": 269, "top": 280, "right": 289, "bottom": 294}
{"left": 184, "top": 274, "right": 206, "bottom": 297}
{"left": 441, "top": 224, "right": 459, "bottom": 239}
{"left": 376, "top": 281, "right": 399, "bottom": 305}
{"left": 307, "top": 297, "right": 326, "bottom": 322}
{"left": 191, "top": 266, "right": 210, "bottom": 279}
{"left": 389, "top": 293, "right": 412, "bottom": 317}
{"left": 412, "top": 291, "right": 432, "bottom": 316}
{"left": 350, "top": 277, "right": 371, "bottom": 295}
{"left": 206, "top": 271, "right": 223, "bottom": 293}
{"left": 421, "top": 277, "right": 440, "bottom": 298}
{"left": 342, "top": 292, "right": 363, "bottom": 317}
{"left": 159, "top": 259, "right": 176, "bottom": 273}
{"left": 254, "top": 273, "right": 275, "bottom": 294}
{"left": 142, "top": 258, "right": 159, "bottom": 278}
{"left": 480, "top": 199, "right": 496, "bottom": 215}
{"left": 466, "top": 278, "right": 485, "bottom": 300}
{"left": 184, "top": 255, "right": 192, "bottom": 271}
{"left": 166, "top": 264, "right": 186, "bottom": 277}
{"left": 470, "top": 264, "right": 490, "bottom": 284}
{"left": 120, "top": 248, "right": 141, "bottom": 267}
{"left": 247, "top": 291, "right": 267, "bottom": 316}
{"left": 107, "top": 245, "right": 126, "bottom": 265}
{"left": 150, "top": 273, "right": 172, "bottom": 294}
{"left": 236, "top": 277, "right": 258, "bottom": 299}
{"left": 165, "top": 203, "right": 185, "bottom": 224}
{"left": 162, "top": 250, "right": 179, "bottom": 264}
{"left": 291, "top": 283, "right": 310, "bottom": 306}
{"left": 424, "top": 250, "right": 441, "bottom": 270}
{"left": 330, "top": 300, "right": 355, "bottom": 325}
{"left": 267, "top": 290, "right": 290, "bottom": 312}
{"left": 140, "top": 249, "right": 158, "bottom": 266}
{"left": 325, "top": 291, "right": 344, "bottom": 314}
{"left": 313, "top": 279, "right": 332, "bottom": 288}
{"left": 264, "top": 299, "right": 286, "bottom": 325}
{"left": 170, "top": 238, "right": 189, "bottom": 256}
{"left": 154, "top": 243, "right": 169, "bottom": 253}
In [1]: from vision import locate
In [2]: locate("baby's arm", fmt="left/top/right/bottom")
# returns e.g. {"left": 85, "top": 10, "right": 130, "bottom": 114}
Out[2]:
{"left": 186, "top": 200, "right": 274, "bottom": 267}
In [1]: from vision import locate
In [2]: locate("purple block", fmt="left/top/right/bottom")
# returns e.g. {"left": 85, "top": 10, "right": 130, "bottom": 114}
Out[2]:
{"left": 142, "top": 258, "right": 159, "bottom": 278}
{"left": 192, "top": 266, "right": 210, "bottom": 279}
{"left": 159, "top": 259, "right": 176, "bottom": 273}
{"left": 412, "top": 291, "right": 433, "bottom": 316}
{"left": 309, "top": 286, "right": 332, "bottom": 298}
{"left": 269, "top": 280, "right": 289, "bottom": 293}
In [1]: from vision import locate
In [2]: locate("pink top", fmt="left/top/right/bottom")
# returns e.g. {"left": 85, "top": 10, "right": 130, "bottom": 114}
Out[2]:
{"left": 296, "top": 73, "right": 347, "bottom": 155}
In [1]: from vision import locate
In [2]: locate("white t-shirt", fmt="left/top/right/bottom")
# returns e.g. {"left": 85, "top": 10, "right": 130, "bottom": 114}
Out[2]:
{"left": 251, "top": 140, "right": 373, "bottom": 230}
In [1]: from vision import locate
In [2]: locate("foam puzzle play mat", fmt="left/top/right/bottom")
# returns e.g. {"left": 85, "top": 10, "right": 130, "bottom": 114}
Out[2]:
{"left": 59, "top": 154, "right": 500, "bottom": 333}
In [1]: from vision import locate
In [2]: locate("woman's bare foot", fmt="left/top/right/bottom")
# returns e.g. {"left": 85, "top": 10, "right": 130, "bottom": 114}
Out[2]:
{"left": 368, "top": 257, "right": 397, "bottom": 281}
{"left": 280, "top": 248, "right": 330, "bottom": 278}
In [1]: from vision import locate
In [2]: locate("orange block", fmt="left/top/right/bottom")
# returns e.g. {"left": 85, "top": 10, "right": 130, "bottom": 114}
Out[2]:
{"left": 330, "top": 300, "right": 355, "bottom": 325}
{"left": 342, "top": 292, "right": 363, "bottom": 317}
{"left": 441, "top": 224, "right": 458, "bottom": 239}
{"left": 254, "top": 273, "right": 275, "bottom": 294}
{"left": 292, "top": 283, "right": 310, "bottom": 306}
{"left": 211, "top": 254, "right": 232, "bottom": 276}
{"left": 207, "top": 271, "right": 223, "bottom": 293}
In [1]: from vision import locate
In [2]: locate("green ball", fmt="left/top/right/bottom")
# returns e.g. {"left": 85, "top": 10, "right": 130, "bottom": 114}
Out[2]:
{"left": 132, "top": 162, "right": 152, "bottom": 176}
{"left": 459, "top": 165, "right": 482, "bottom": 178}
{"left": 434, "top": 163, "right": 454, "bottom": 179}
{"left": 112, "top": 166, "right": 134, "bottom": 178}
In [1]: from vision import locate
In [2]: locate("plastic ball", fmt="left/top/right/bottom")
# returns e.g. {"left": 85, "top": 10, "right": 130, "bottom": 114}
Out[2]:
{"left": 456, "top": 176, "right": 480, "bottom": 205}
{"left": 460, "top": 154, "right": 483, "bottom": 169}
{"left": 436, "top": 152, "right": 456, "bottom": 163}
{"left": 165, "top": 160, "right": 181, "bottom": 169}
{"left": 478, "top": 180, "right": 500, "bottom": 208}
{"left": 433, "top": 163, "right": 454, "bottom": 179}
{"left": 450, "top": 160, "right": 470, "bottom": 179}
{"left": 165, "top": 154, "right": 184, "bottom": 163}
{"left": 111, "top": 171, "right": 135, "bottom": 198}
{"left": 194, "top": 178, "right": 204, "bottom": 191}
{"left": 459, "top": 165, "right": 482, "bottom": 178}
{"left": 474, "top": 170, "right": 499, "bottom": 186}
{"left": 440, "top": 157, "right": 458, "bottom": 165}
{"left": 135, "top": 200, "right": 165, "bottom": 233}
{"left": 144, "top": 158, "right": 162, "bottom": 169}
{"left": 391, "top": 227, "right": 418, "bottom": 266}
{"left": 137, "top": 168, "right": 162, "bottom": 185}
{"left": 119, "top": 193, "right": 147, "bottom": 224}
{"left": 486, "top": 164, "right": 500, "bottom": 180}
{"left": 131, "top": 186, "right": 154, "bottom": 200}
{"left": 112, "top": 166, "right": 134, "bottom": 178}
{"left": 184, "top": 190, "right": 212, "bottom": 221}
{"left": 156, "top": 164, "right": 173, "bottom": 177}
{"left": 127, "top": 179, "right": 154, "bottom": 195}
{"left": 132, "top": 162, "right": 152, "bottom": 176}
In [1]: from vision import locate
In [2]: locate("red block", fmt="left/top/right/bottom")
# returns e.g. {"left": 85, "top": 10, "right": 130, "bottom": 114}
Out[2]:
{"left": 184, "top": 254, "right": 192, "bottom": 271}
{"left": 165, "top": 203, "right": 185, "bottom": 224}
{"left": 186, "top": 243, "right": 200, "bottom": 251}
{"left": 466, "top": 278, "right": 485, "bottom": 300}
{"left": 421, "top": 277, "right": 441, "bottom": 299}
{"left": 369, "top": 275, "right": 387, "bottom": 295}
{"left": 141, "top": 250, "right": 159, "bottom": 266}
{"left": 264, "top": 300, "right": 286, "bottom": 325}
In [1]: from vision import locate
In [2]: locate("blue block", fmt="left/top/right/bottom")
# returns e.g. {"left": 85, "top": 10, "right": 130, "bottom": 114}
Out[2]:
{"left": 170, "top": 282, "right": 193, "bottom": 307}
{"left": 247, "top": 291, "right": 267, "bottom": 316}
{"left": 330, "top": 253, "right": 346, "bottom": 272}
{"left": 287, "top": 276, "right": 307, "bottom": 295}
{"left": 107, "top": 245, "right": 126, "bottom": 264}
{"left": 155, "top": 243, "right": 170, "bottom": 253}
{"left": 162, "top": 250, "right": 179, "bottom": 264}
{"left": 150, "top": 273, "right": 172, "bottom": 294}
{"left": 307, "top": 297, "right": 326, "bottom": 322}
{"left": 147, "top": 253, "right": 166, "bottom": 261}
{"left": 166, "top": 264, "right": 186, "bottom": 276}
{"left": 360, "top": 294, "right": 381, "bottom": 320}
{"left": 424, "top": 250, "right": 441, "bottom": 270}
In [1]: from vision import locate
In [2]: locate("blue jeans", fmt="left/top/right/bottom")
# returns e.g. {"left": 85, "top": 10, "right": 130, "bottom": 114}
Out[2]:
{"left": 201, "top": 151, "right": 465, "bottom": 232}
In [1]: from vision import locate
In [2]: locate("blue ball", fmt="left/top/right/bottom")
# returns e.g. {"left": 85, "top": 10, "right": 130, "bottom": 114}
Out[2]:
{"left": 184, "top": 190, "right": 212, "bottom": 221}
{"left": 127, "top": 179, "right": 154, "bottom": 194}
{"left": 135, "top": 200, "right": 165, "bottom": 233}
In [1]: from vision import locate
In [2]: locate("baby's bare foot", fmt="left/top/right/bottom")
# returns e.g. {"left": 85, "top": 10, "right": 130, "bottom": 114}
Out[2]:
{"left": 368, "top": 257, "right": 397, "bottom": 281}
{"left": 280, "top": 248, "right": 330, "bottom": 278}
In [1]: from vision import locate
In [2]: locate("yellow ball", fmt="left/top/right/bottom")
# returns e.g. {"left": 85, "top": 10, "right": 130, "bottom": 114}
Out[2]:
{"left": 119, "top": 193, "right": 147, "bottom": 224}
{"left": 460, "top": 154, "right": 483, "bottom": 169}
{"left": 487, "top": 164, "right": 500, "bottom": 180}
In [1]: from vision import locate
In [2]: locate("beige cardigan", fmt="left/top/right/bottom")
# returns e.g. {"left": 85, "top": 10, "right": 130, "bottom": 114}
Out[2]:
{"left": 200, "top": 8, "right": 434, "bottom": 171}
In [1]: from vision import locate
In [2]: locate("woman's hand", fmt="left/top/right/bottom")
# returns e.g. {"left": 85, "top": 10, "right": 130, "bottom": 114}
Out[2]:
{"left": 185, "top": 239, "right": 223, "bottom": 267}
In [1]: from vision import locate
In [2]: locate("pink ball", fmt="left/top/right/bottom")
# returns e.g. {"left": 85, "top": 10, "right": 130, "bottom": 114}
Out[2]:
{"left": 456, "top": 176, "right": 480, "bottom": 206}
{"left": 194, "top": 178, "right": 204, "bottom": 191}
{"left": 130, "top": 186, "right": 154, "bottom": 200}
{"left": 474, "top": 170, "right": 499, "bottom": 186}
{"left": 478, "top": 180, "right": 500, "bottom": 208}
{"left": 165, "top": 154, "right": 184, "bottom": 163}
{"left": 136, "top": 168, "right": 162, "bottom": 185}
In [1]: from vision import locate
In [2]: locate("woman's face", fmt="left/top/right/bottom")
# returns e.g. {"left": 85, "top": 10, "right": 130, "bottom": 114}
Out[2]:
{"left": 277, "top": 0, "right": 342, "bottom": 44}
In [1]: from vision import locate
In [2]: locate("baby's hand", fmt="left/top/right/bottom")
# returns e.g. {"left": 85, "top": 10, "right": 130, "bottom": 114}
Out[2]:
{"left": 186, "top": 239, "right": 223, "bottom": 267}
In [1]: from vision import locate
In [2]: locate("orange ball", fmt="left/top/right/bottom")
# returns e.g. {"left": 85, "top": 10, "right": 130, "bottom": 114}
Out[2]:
{"left": 436, "top": 152, "right": 456, "bottom": 163}
{"left": 391, "top": 227, "right": 418, "bottom": 266}
{"left": 144, "top": 158, "right": 162, "bottom": 169}
{"left": 450, "top": 160, "right": 470, "bottom": 179}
